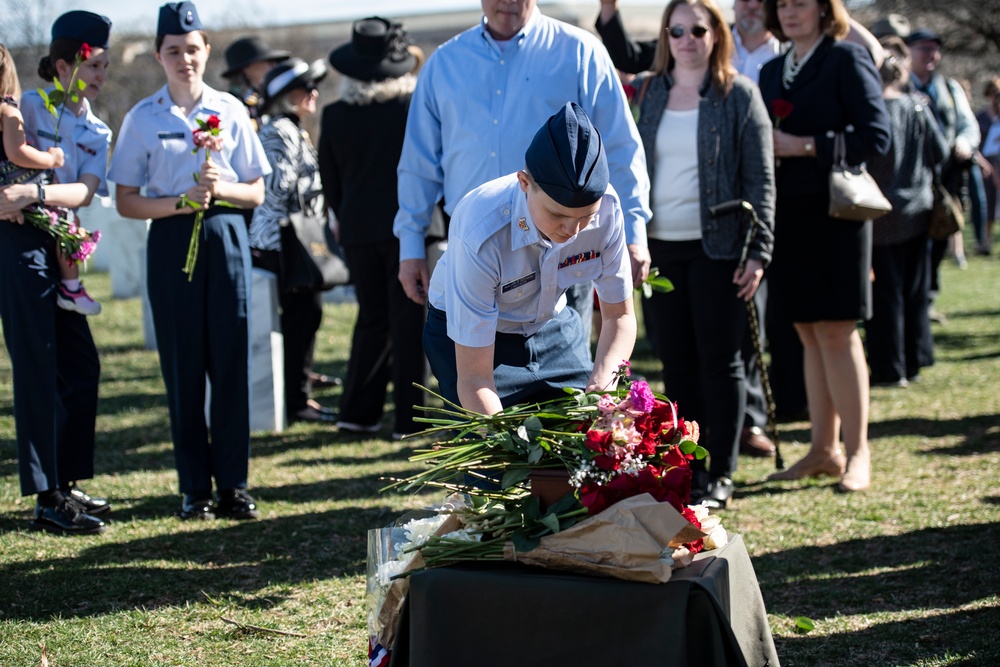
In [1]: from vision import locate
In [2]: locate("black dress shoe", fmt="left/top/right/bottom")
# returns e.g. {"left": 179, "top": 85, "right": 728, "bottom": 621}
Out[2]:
{"left": 216, "top": 488, "right": 260, "bottom": 520}
{"left": 309, "top": 372, "right": 342, "bottom": 388}
{"left": 65, "top": 482, "right": 111, "bottom": 516}
{"left": 31, "top": 501, "right": 106, "bottom": 535}
{"left": 180, "top": 495, "right": 216, "bottom": 521}
{"left": 698, "top": 477, "right": 734, "bottom": 510}
{"left": 293, "top": 407, "right": 337, "bottom": 423}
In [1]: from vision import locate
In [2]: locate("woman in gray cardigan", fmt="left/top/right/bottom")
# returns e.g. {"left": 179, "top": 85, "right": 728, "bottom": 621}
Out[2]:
{"left": 634, "top": 0, "right": 774, "bottom": 508}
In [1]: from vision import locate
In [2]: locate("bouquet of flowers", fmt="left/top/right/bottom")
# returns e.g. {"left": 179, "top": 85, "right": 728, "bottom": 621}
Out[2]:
{"left": 24, "top": 206, "right": 100, "bottom": 265}
{"left": 369, "top": 364, "right": 729, "bottom": 660}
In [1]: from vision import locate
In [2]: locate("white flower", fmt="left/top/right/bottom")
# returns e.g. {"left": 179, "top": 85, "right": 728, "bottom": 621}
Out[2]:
{"left": 703, "top": 523, "right": 728, "bottom": 550}
{"left": 392, "top": 515, "right": 449, "bottom": 559}
{"left": 376, "top": 558, "right": 411, "bottom": 585}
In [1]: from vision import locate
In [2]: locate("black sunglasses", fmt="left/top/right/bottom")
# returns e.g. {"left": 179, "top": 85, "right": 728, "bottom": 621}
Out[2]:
{"left": 667, "top": 24, "right": 710, "bottom": 39}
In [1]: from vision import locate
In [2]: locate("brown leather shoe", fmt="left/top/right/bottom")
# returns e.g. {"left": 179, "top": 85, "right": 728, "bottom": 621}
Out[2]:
{"left": 740, "top": 426, "right": 776, "bottom": 457}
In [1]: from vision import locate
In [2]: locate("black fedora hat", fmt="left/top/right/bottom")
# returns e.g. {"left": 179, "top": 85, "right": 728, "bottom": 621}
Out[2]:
{"left": 328, "top": 17, "right": 415, "bottom": 82}
{"left": 261, "top": 57, "right": 328, "bottom": 112}
{"left": 223, "top": 35, "right": 291, "bottom": 79}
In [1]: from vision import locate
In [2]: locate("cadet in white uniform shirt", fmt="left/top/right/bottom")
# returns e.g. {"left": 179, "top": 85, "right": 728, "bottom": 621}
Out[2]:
{"left": 423, "top": 103, "right": 636, "bottom": 416}
{"left": 108, "top": 1, "right": 270, "bottom": 521}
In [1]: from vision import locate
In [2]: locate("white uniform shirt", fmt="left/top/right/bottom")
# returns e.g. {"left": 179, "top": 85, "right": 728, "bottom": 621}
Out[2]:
{"left": 428, "top": 174, "right": 632, "bottom": 348}
{"left": 20, "top": 90, "right": 113, "bottom": 197}
{"left": 108, "top": 84, "right": 269, "bottom": 196}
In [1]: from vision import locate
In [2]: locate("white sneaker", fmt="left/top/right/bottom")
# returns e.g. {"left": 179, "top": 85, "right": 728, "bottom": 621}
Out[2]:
{"left": 56, "top": 282, "right": 102, "bottom": 315}
{"left": 336, "top": 421, "right": 381, "bottom": 434}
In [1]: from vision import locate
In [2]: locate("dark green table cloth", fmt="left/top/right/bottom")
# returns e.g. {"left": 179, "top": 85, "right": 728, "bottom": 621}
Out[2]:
{"left": 389, "top": 534, "right": 779, "bottom": 667}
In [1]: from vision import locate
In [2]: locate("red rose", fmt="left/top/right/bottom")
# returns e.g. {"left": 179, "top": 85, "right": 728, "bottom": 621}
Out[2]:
{"left": 77, "top": 43, "right": 93, "bottom": 63}
{"left": 206, "top": 114, "right": 221, "bottom": 130}
{"left": 770, "top": 98, "right": 794, "bottom": 120}
{"left": 681, "top": 507, "right": 704, "bottom": 554}
{"left": 584, "top": 429, "right": 613, "bottom": 453}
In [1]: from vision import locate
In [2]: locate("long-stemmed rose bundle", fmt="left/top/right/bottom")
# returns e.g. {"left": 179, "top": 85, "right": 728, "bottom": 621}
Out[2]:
{"left": 178, "top": 115, "right": 236, "bottom": 280}
{"left": 383, "top": 363, "right": 710, "bottom": 566}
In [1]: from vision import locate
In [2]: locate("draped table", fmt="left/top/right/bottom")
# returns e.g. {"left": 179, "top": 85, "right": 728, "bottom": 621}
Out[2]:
{"left": 388, "top": 534, "right": 779, "bottom": 667}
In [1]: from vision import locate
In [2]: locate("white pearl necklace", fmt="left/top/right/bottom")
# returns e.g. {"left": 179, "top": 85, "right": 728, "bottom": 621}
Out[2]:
{"left": 782, "top": 36, "right": 824, "bottom": 89}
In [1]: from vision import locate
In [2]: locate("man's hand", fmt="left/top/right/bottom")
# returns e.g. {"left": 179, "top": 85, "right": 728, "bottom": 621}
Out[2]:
{"left": 399, "top": 258, "right": 430, "bottom": 305}
{"left": 627, "top": 243, "right": 651, "bottom": 288}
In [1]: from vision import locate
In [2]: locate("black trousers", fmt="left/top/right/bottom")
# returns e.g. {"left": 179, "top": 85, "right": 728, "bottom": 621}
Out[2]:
{"left": 643, "top": 240, "right": 745, "bottom": 480}
{"left": 0, "top": 222, "right": 100, "bottom": 496}
{"left": 867, "top": 234, "right": 934, "bottom": 382}
{"left": 147, "top": 210, "right": 251, "bottom": 495}
{"left": 340, "top": 240, "right": 427, "bottom": 434}
{"left": 252, "top": 249, "right": 323, "bottom": 417}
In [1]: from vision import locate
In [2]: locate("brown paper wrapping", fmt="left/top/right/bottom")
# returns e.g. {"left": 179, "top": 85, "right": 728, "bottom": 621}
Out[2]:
{"left": 502, "top": 493, "right": 707, "bottom": 584}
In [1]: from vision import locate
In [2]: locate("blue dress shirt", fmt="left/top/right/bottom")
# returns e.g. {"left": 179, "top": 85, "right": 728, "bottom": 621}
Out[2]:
{"left": 428, "top": 173, "right": 632, "bottom": 348}
{"left": 109, "top": 84, "right": 270, "bottom": 196}
{"left": 20, "top": 90, "right": 113, "bottom": 198}
{"left": 394, "top": 8, "right": 650, "bottom": 262}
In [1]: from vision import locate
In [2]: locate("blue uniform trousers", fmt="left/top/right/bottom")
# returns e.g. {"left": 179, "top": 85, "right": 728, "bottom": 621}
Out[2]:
{"left": 0, "top": 223, "right": 100, "bottom": 496}
{"left": 423, "top": 304, "right": 592, "bottom": 409}
{"left": 147, "top": 209, "right": 251, "bottom": 495}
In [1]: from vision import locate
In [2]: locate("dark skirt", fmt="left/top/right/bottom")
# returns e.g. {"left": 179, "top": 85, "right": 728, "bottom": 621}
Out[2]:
{"left": 769, "top": 193, "right": 872, "bottom": 323}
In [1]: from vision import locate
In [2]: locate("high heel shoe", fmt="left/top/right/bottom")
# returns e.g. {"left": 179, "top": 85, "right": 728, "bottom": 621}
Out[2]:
{"left": 837, "top": 449, "right": 871, "bottom": 492}
{"left": 767, "top": 450, "right": 846, "bottom": 481}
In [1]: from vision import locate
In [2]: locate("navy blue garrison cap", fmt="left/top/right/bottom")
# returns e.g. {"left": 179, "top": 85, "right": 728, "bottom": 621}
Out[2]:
{"left": 158, "top": 2, "right": 203, "bottom": 37}
{"left": 525, "top": 102, "right": 608, "bottom": 208}
{"left": 51, "top": 11, "right": 112, "bottom": 49}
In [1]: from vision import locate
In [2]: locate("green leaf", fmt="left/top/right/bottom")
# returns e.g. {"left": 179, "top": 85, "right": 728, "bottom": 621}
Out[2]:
{"left": 538, "top": 512, "right": 560, "bottom": 534}
{"left": 526, "top": 444, "right": 543, "bottom": 465}
{"left": 48, "top": 89, "right": 66, "bottom": 108}
{"left": 53, "top": 78, "right": 65, "bottom": 92}
{"left": 77, "top": 79, "right": 87, "bottom": 91}
{"left": 547, "top": 493, "right": 579, "bottom": 516}
{"left": 500, "top": 467, "right": 530, "bottom": 490}
{"left": 679, "top": 439, "right": 697, "bottom": 455}
{"left": 795, "top": 616, "right": 815, "bottom": 633}
{"left": 511, "top": 531, "right": 540, "bottom": 553}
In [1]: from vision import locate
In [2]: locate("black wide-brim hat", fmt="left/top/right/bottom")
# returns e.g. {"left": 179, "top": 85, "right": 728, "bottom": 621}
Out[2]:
{"left": 261, "top": 57, "right": 328, "bottom": 112}
{"left": 223, "top": 35, "right": 291, "bottom": 79}
{"left": 328, "top": 16, "right": 415, "bottom": 82}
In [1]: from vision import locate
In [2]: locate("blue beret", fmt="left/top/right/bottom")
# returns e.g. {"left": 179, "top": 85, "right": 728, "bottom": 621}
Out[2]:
{"left": 525, "top": 102, "right": 609, "bottom": 209}
{"left": 157, "top": 2, "right": 203, "bottom": 37}
{"left": 51, "top": 11, "right": 112, "bottom": 49}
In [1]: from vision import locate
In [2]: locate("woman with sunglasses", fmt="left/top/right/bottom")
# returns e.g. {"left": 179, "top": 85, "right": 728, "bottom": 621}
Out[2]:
{"left": 758, "top": 0, "right": 889, "bottom": 492}
{"left": 632, "top": 0, "right": 775, "bottom": 508}
{"left": 249, "top": 57, "right": 334, "bottom": 424}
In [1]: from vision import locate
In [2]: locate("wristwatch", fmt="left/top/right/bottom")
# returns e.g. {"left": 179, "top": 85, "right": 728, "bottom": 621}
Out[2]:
{"left": 37, "top": 184, "right": 46, "bottom": 205}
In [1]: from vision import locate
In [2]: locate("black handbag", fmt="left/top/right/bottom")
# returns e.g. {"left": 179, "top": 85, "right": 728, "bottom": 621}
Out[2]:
{"left": 828, "top": 131, "right": 892, "bottom": 222}
{"left": 279, "top": 195, "right": 350, "bottom": 293}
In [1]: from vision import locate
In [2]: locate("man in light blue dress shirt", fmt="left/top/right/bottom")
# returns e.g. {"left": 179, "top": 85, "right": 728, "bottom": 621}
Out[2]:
{"left": 395, "top": 0, "right": 651, "bottom": 351}
{"left": 423, "top": 103, "right": 636, "bottom": 415}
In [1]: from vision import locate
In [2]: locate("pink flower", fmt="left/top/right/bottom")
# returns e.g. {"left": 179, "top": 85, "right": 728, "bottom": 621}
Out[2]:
{"left": 628, "top": 381, "right": 655, "bottom": 414}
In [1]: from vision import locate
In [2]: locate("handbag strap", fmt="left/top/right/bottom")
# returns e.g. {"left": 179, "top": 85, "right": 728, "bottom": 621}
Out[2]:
{"left": 832, "top": 131, "right": 847, "bottom": 167}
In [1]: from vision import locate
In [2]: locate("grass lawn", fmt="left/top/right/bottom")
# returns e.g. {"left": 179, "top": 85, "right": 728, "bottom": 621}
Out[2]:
{"left": 1, "top": 253, "right": 998, "bottom": 667}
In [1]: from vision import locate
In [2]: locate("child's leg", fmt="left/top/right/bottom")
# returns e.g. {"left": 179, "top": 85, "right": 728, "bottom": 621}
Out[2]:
{"left": 55, "top": 250, "right": 101, "bottom": 316}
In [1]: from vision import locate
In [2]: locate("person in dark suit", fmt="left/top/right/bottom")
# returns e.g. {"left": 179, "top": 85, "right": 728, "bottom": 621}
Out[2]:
{"left": 319, "top": 18, "right": 427, "bottom": 438}
{"left": 758, "top": 0, "right": 889, "bottom": 493}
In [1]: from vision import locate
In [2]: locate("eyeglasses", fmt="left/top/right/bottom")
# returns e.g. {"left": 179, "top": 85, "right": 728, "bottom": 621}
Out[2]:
{"left": 667, "top": 24, "right": 710, "bottom": 39}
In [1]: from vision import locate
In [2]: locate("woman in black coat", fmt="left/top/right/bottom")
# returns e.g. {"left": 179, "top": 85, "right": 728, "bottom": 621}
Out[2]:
{"left": 319, "top": 18, "right": 427, "bottom": 438}
{"left": 758, "top": 0, "right": 889, "bottom": 492}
